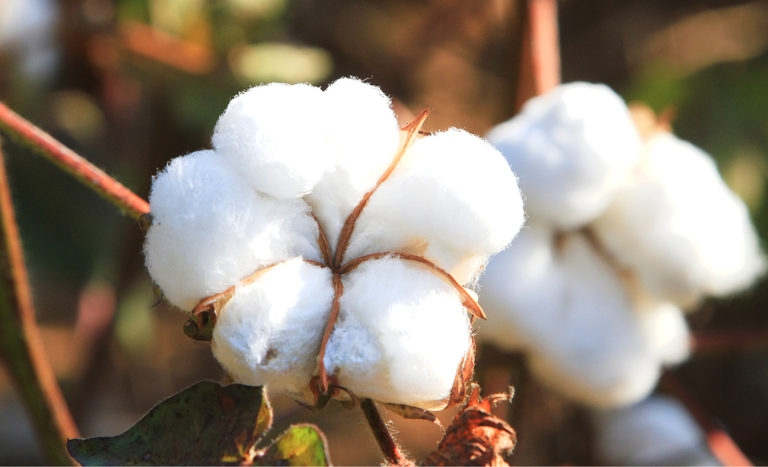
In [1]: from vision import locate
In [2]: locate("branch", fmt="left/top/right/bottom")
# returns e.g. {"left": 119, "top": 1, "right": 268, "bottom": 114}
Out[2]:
{"left": 660, "top": 372, "right": 752, "bottom": 467}
{"left": 0, "top": 101, "right": 150, "bottom": 220}
{"left": 691, "top": 329, "right": 768, "bottom": 354}
{"left": 0, "top": 142, "right": 79, "bottom": 465}
{"left": 515, "top": 0, "right": 561, "bottom": 111}
{"left": 360, "top": 399, "right": 411, "bottom": 466}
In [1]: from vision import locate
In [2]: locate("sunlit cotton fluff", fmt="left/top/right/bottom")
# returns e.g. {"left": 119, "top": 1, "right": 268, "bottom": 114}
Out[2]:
{"left": 593, "top": 132, "right": 766, "bottom": 307}
{"left": 592, "top": 395, "right": 717, "bottom": 465}
{"left": 478, "top": 82, "right": 762, "bottom": 408}
{"left": 324, "top": 258, "right": 472, "bottom": 410}
{"left": 144, "top": 150, "right": 322, "bottom": 311}
{"left": 478, "top": 223, "right": 689, "bottom": 407}
{"left": 486, "top": 82, "right": 641, "bottom": 230}
{"left": 144, "top": 78, "right": 524, "bottom": 408}
{"left": 211, "top": 259, "right": 334, "bottom": 399}
{"left": 346, "top": 129, "right": 525, "bottom": 285}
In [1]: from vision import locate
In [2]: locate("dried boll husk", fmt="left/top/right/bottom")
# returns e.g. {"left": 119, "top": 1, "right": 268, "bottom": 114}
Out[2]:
{"left": 592, "top": 132, "right": 766, "bottom": 308}
{"left": 211, "top": 259, "right": 334, "bottom": 399}
{"left": 478, "top": 223, "right": 689, "bottom": 407}
{"left": 324, "top": 257, "right": 472, "bottom": 410}
{"left": 144, "top": 150, "right": 322, "bottom": 310}
{"left": 487, "top": 82, "right": 641, "bottom": 230}
{"left": 345, "top": 129, "right": 525, "bottom": 285}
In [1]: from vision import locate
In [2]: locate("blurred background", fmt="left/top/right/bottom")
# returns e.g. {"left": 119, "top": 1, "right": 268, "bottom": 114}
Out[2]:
{"left": 1, "top": 0, "right": 767, "bottom": 464}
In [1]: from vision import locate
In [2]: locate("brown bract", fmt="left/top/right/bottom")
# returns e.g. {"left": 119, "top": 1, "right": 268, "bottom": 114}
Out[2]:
{"left": 421, "top": 387, "right": 516, "bottom": 467}
{"left": 188, "top": 107, "right": 484, "bottom": 412}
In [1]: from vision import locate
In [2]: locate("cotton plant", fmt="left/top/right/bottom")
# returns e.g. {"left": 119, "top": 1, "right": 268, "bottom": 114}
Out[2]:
{"left": 478, "top": 82, "right": 764, "bottom": 407}
{"left": 143, "top": 78, "right": 525, "bottom": 411}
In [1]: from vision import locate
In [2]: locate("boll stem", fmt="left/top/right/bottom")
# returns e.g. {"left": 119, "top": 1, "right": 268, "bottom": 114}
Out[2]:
{"left": 360, "top": 398, "right": 411, "bottom": 466}
{"left": 0, "top": 101, "right": 149, "bottom": 220}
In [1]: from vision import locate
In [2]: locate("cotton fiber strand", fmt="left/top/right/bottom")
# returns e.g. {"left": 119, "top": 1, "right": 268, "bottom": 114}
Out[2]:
{"left": 593, "top": 132, "right": 766, "bottom": 307}
{"left": 345, "top": 129, "right": 525, "bottom": 284}
{"left": 324, "top": 257, "right": 471, "bottom": 409}
{"left": 212, "top": 259, "right": 334, "bottom": 398}
{"left": 487, "top": 82, "right": 641, "bottom": 230}
{"left": 144, "top": 150, "right": 322, "bottom": 310}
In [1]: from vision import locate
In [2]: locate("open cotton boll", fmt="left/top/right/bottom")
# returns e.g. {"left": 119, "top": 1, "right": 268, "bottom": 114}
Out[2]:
{"left": 212, "top": 83, "right": 334, "bottom": 199}
{"left": 592, "top": 133, "right": 765, "bottom": 307}
{"left": 344, "top": 129, "right": 524, "bottom": 285}
{"left": 478, "top": 224, "right": 683, "bottom": 407}
{"left": 592, "top": 395, "right": 717, "bottom": 465}
{"left": 144, "top": 150, "right": 322, "bottom": 310}
{"left": 487, "top": 82, "right": 641, "bottom": 230}
{"left": 324, "top": 257, "right": 471, "bottom": 410}
{"left": 305, "top": 78, "right": 401, "bottom": 251}
{"left": 211, "top": 259, "right": 335, "bottom": 399}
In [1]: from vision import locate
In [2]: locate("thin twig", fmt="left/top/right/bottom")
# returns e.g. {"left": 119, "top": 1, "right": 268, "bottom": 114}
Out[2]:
{"left": 691, "top": 329, "right": 768, "bottom": 354}
{"left": 360, "top": 398, "right": 411, "bottom": 466}
{"left": 0, "top": 101, "right": 149, "bottom": 220}
{"left": 0, "top": 142, "right": 79, "bottom": 465}
{"left": 515, "top": 0, "right": 561, "bottom": 111}
{"left": 660, "top": 372, "right": 752, "bottom": 467}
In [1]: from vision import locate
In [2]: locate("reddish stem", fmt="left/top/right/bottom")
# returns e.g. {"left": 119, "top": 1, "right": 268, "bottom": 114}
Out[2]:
{"left": 0, "top": 143, "right": 79, "bottom": 465}
{"left": 691, "top": 329, "right": 768, "bottom": 354}
{"left": 0, "top": 101, "right": 149, "bottom": 220}
{"left": 660, "top": 372, "right": 752, "bottom": 467}
{"left": 360, "top": 399, "right": 411, "bottom": 466}
{"left": 516, "top": 0, "right": 561, "bottom": 110}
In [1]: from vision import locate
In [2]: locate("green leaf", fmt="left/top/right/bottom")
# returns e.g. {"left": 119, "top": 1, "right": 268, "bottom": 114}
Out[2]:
{"left": 256, "top": 424, "right": 331, "bottom": 466}
{"left": 67, "top": 381, "right": 272, "bottom": 465}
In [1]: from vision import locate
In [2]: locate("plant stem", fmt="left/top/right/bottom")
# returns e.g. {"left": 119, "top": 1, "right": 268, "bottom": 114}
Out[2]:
{"left": 691, "top": 329, "right": 768, "bottom": 353}
{"left": 360, "top": 399, "right": 410, "bottom": 466}
{"left": 661, "top": 372, "right": 752, "bottom": 467}
{"left": 515, "top": 0, "right": 561, "bottom": 111}
{"left": 0, "top": 142, "right": 79, "bottom": 465}
{"left": 0, "top": 101, "right": 150, "bottom": 220}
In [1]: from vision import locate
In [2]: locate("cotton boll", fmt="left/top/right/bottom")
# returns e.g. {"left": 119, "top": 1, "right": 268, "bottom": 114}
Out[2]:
{"left": 592, "top": 133, "right": 766, "bottom": 307}
{"left": 144, "top": 150, "right": 322, "bottom": 310}
{"left": 592, "top": 395, "right": 718, "bottom": 465}
{"left": 324, "top": 257, "right": 472, "bottom": 409}
{"left": 344, "top": 129, "right": 524, "bottom": 285}
{"left": 487, "top": 82, "right": 641, "bottom": 229}
{"left": 211, "top": 260, "right": 334, "bottom": 399}
{"left": 305, "top": 78, "right": 401, "bottom": 250}
{"left": 478, "top": 224, "right": 681, "bottom": 407}
{"left": 212, "top": 83, "right": 333, "bottom": 199}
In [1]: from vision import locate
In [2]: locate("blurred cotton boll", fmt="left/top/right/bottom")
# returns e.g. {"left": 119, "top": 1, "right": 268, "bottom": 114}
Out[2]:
{"left": 593, "top": 132, "right": 766, "bottom": 308}
{"left": 478, "top": 82, "right": 763, "bottom": 408}
{"left": 592, "top": 395, "right": 719, "bottom": 465}
{"left": 144, "top": 78, "right": 525, "bottom": 409}
{"left": 0, "top": 0, "right": 60, "bottom": 83}
{"left": 486, "top": 83, "right": 641, "bottom": 230}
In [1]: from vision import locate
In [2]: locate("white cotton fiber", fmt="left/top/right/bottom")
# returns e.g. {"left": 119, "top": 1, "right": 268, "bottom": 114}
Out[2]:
{"left": 305, "top": 78, "right": 402, "bottom": 251}
{"left": 144, "top": 150, "right": 322, "bottom": 310}
{"left": 592, "top": 395, "right": 718, "bottom": 465}
{"left": 593, "top": 133, "right": 766, "bottom": 307}
{"left": 487, "top": 83, "right": 641, "bottom": 230}
{"left": 324, "top": 257, "right": 472, "bottom": 410}
{"left": 344, "top": 129, "right": 524, "bottom": 284}
{"left": 478, "top": 224, "right": 690, "bottom": 407}
{"left": 212, "top": 83, "right": 333, "bottom": 199}
{"left": 211, "top": 259, "right": 335, "bottom": 398}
